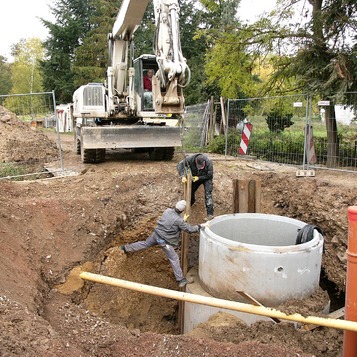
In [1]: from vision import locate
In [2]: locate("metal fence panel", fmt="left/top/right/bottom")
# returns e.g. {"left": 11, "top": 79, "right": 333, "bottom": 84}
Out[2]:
{"left": 0, "top": 92, "right": 64, "bottom": 180}
{"left": 313, "top": 93, "right": 357, "bottom": 171}
{"left": 181, "top": 101, "right": 210, "bottom": 154}
{"left": 227, "top": 94, "right": 309, "bottom": 166}
{"left": 184, "top": 92, "right": 357, "bottom": 173}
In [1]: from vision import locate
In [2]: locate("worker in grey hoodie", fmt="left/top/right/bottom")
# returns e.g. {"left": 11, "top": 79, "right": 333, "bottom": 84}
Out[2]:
{"left": 121, "top": 200, "right": 207, "bottom": 288}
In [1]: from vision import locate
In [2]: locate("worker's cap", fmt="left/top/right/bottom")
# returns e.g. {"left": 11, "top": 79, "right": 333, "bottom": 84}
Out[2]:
{"left": 175, "top": 200, "right": 187, "bottom": 212}
{"left": 195, "top": 155, "right": 206, "bottom": 169}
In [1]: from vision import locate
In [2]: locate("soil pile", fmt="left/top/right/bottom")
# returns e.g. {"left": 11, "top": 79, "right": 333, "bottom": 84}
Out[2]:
{"left": 0, "top": 106, "right": 57, "bottom": 163}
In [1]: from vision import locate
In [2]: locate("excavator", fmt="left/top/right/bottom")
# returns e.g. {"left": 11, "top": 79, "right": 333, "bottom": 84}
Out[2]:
{"left": 72, "top": 0, "right": 190, "bottom": 163}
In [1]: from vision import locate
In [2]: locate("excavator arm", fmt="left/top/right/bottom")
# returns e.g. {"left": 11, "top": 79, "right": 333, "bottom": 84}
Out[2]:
{"left": 72, "top": 0, "right": 188, "bottom": 163}
{"left": 152, "top": 0, "right": 188, "bottom": 113}
{"left": 108, "top": 0, "right": 188, "bottom": 114}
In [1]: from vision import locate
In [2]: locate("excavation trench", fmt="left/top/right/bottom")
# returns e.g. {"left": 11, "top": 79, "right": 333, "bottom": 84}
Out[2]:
{"left": 56, "top": 213, "right": 339, "bottom": 335}
{"left": 2, "top": 110, "right": 354, "bottom": 355}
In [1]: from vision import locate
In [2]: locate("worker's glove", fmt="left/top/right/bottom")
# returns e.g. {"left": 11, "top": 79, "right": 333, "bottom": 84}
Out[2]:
{"left": 192, "top": 176, "right": 199, "bottom": 182}
{"left": 183, "top": 213, "right": 190, "bottom": 222}
{"left": 199, "top": 222, "right": 209, "bottom": 230}
{"left": 181, "top": 177, "right": 187, "bottom": 184}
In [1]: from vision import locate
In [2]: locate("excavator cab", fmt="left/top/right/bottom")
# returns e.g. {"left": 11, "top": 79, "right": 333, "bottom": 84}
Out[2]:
{"left": 133, "top": 54, "right": 184, "bottom": 115}
{"left": 133, "top": 55, "right": 158, "bottom": 112}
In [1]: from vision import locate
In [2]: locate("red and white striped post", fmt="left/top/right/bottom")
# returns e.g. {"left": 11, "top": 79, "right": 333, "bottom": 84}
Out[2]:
{"left": 238, "top": 122, "right": 253, "bottom": 155}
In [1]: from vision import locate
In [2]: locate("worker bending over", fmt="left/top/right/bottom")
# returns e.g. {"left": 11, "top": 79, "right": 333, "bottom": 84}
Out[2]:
{"left": 177, "top": 153, "right": 214, "bottom": 220}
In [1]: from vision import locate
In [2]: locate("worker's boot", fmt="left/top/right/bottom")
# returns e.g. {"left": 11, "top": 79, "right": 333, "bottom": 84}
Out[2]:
{"left": 205, "top": 206, "right": 214, "bottom": 221}
{"left": 178, "top": 276, "right": 194, "bottom": 288}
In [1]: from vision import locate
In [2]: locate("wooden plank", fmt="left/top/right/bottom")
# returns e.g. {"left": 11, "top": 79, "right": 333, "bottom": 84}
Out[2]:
{"left": 255, "top": 180, "right": 261, "bottom": 213}
{"left": 178, "top": 170, "right": 192, "bottom": 334}
{"left": 233, "top": 179, "right": 261, "bottom": 213}
{"left": 181, "top": 170, "right": 192, "bottom": 276}
{"left": 328, "top": 307, "right": 345, "bottom": 319}
{"left": 248, "top": 180, "right": 256, "bottom": 213}
{"left": 238, "top": 180, "right": 249, "bottom": 213}
{"left": 232, "top": 179, "right": 239, "bottom": 213}
{"left": 237, "top": 291, "right": 281, "bottom": 323}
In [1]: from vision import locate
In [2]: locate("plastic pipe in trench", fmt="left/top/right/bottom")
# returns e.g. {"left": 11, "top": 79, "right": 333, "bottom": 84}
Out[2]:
{"left": 343, "top": 206, "right": 357, "bottom": 356}
{"left": 80, "top": 271, "right": 357, "bottom": 332}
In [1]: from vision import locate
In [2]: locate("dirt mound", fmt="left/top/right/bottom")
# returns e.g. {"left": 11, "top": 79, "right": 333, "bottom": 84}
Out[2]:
{"left": 0, "top": 106, "right": 57, "bottom": 163}
{"left": 188, "top": 311, "right": 342, "bottom": 355}
{"left": 0, "top": 130, "right": 356, "bottom": 356}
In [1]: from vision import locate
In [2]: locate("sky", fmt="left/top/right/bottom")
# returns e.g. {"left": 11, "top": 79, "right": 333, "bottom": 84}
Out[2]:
{"left": 0, "top": 0, "right": 54, "bottom": 59}
{"left": 0, "top": 0, "right": 276, "bottom": 61}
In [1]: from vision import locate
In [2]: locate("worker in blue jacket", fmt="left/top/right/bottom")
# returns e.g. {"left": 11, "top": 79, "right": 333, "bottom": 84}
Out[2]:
{"left": 177, "top": 153, "right": 214, "bottom": 220}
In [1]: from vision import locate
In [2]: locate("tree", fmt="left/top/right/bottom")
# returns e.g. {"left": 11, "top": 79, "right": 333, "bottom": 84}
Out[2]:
{"left": 266, "top": 109, "right": 294, "bottom": 132}
{"left": 41, "top": 0, "right": 96, "bottom": 103}
{"left": 285, "top": 0, "right": 356, "bottom": 167}
{"left": 195, "top": 0, "right": 248, "bottom": 99}
{"left": 132, "top": 2, "right": 155, "bottom": 56}
{"left": 204, "top": 0, "right": 357, "bottom": 167}
{"left": 72, "top": 0, "right": 118, "bottom": 88}
{"left": 10, "top": 38, "right": 44, "bottom": 94}
{"left": 0, "top": 56, "right": 12, "bottom": 95}
{"left": 267, "top": 0, "right": 355, "bottom": 167}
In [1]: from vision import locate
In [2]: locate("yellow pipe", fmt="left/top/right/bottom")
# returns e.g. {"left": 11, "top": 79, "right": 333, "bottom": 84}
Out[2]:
{"left": 80, "top": 271, "right": 355, "bottom": 332}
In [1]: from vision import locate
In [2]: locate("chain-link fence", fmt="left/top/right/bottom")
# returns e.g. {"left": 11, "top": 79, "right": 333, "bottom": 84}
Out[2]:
{"left": 1, "top": 91, "right": 355, "bottom": 178}
{"left": 227, "top": 94, "right": 310, "bottom": 166}
{"left": 312, "top": 93, "right": 357, "bottom": 171}
{"left": 0, "top": 92, "right": 65, "bottom": 180}
{"left": 181, "top": 101, "right": 211, "bottom": 155}
{"left": 183, "top": 93, "right": 357, "bottom": 173}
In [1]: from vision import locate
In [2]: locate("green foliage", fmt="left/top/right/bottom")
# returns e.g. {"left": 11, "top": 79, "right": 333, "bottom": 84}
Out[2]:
{"left": 182, "top": 128, "right": 202, "bottom": 152}
{"left": 248, "top": 131, "right": 304, "bottom": 164}
{"left": 72, "top": 0, "right": 118, "bottom": 87}
{"left": 261, "top": 0, "right": 355, "bottom": 97}
{"left": 41, "top": 0, "right": 97, "bottom": 103}
{"left": 0, "top": 162, "right": 54, "bottom": 181}
{"left": 133, "top": 2, "right": 155, "bottom": 56}
{"left": 10, "top": 38, "right": 44, "bottom": 94}
{"left": 265, "top": 109, "right": 294, "bottom": 132}
{"left": 0, "top": 163, "right": 26, "bottom": 180}
{"left": 0, "top": 56, "right": 12, "bottom": 95}
{"left": 205, "top": 32, "right": 259, "bottom": 99}
{"left": 201, "top": 0, "right": 356, "bottom": 102}
{"left": 207, "top": 129, "right": 240, "bottom": 155}
{"left": 206, "top": 117, "right": 357, "bottom": 169}
{"left": 196, "top": 1, "right": 250, "bottom": 99}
